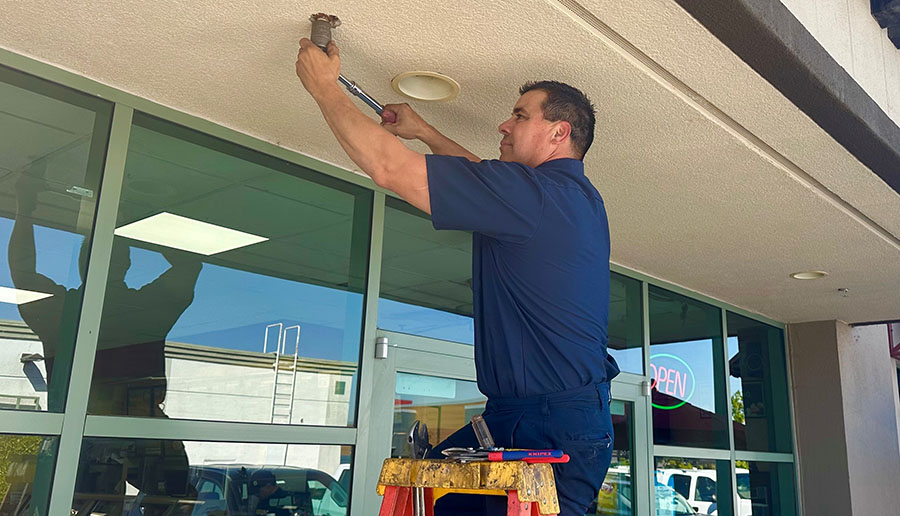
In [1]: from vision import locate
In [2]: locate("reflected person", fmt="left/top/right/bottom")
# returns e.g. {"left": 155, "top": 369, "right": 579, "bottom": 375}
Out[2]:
{"left": 10, "top": 174, "right": 203, "bottom": 514}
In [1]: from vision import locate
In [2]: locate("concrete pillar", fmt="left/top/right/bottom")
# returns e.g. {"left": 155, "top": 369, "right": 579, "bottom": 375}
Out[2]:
{"left": 787, "top": 320, "right": 900, "bottom": 516}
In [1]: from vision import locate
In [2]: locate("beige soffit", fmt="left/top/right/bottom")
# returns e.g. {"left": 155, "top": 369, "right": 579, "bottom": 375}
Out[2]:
{"left": 1, "top": 0, "right": 900, "bottom": 324}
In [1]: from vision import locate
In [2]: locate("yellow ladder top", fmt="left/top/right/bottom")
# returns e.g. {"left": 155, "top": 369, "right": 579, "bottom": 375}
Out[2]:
{"left": 376, "top": 458, "right": 560, "bottom": 515}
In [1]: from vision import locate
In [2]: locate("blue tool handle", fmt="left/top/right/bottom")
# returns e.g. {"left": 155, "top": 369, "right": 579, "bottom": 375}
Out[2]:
{"left": 489, "top": 449, "right": 564, "bottom": 461}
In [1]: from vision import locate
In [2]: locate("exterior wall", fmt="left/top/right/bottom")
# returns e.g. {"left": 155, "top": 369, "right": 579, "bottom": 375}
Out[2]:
{"left": 0, "top": 338, "right": 46, "bottom": 410}
{"left": 788, "top": 320, "right": 900, "bottom": 515}
{"left": 843, "top": 325, "right": 900, "bottom": 516}
{"left": 781, "top": 0, "right": 900, "bottom": 124}
{"left": 895, "top": 359, "right": 900, "bottom": 456}
{"left": 787, "top": 320, "right": 854, "bottom": 516}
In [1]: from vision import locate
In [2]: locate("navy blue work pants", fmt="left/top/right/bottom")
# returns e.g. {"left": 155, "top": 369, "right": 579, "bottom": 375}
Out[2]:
{"left": 427, "top": 383, "right": 614, "bottom": 516}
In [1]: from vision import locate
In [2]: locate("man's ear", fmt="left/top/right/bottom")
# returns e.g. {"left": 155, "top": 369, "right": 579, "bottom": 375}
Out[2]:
{"left": 551, "top": 121, "right": 572, "bottom": 145}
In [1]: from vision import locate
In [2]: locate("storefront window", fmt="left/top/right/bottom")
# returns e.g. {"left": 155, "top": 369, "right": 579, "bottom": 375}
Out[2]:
{"left": 727, "top": 312, "right": 792, "bottom": 453}
{"left": 735, "top": 460, "right": 797, "bottom": 516}
{"left": 0, "top": 433, "right": 57, "bottom": 515}
{"left": 86, "top": 113, "right": 371, "bottom": 426}
{"left": 608, "top": 272, "right": 643, "bottom": 375}
{"left": 72, "top": 438, "right": 351, "bottom": 515}
{"left": 649, "top": 286, "right": 729, "bottom": 448}
{"left": 378, "top": 198, "right": 473, "bottom": 344}
{"left": 0, "top": 66, "right": 111, "bottom": 413}
{"left": 654, "top": 457, "right": 733, "bottom": 516}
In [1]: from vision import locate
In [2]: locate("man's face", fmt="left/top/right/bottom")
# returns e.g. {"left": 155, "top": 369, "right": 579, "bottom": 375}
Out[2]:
{"left": 497, "top": 90, "right": 559, "bottom": 168}
{"left": 259, "top": 482, "right": 278, "bottom": 499}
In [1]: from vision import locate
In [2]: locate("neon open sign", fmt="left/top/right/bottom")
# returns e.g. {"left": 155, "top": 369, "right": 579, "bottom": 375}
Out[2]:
{"left": 649, "top": 353, "right": 696, "bottom": 410}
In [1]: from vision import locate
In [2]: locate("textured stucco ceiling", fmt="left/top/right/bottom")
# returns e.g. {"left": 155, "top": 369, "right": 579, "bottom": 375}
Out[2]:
{"left": 2, "top": 0, "right": 899, "bottom": 324}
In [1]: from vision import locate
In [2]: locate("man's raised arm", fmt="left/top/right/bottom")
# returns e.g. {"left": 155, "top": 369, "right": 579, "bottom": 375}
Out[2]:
{"left": 295, "top": 38, "right": 431, "bottom": 214}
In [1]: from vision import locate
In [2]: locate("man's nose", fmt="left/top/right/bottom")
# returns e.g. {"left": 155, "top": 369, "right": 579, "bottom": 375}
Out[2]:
{"left": 498, "top": 120, "right": 511, "bottom": 135}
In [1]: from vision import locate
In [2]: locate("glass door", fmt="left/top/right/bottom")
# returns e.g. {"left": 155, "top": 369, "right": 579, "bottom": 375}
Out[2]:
{"left": 361, "top": 329, "right": 652, "bottom": 516}
{"left": 597, "top": 376, "right": 652, "bottom": 516}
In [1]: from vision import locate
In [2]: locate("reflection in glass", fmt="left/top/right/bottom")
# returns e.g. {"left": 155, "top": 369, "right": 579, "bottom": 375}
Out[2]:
{"left": 734, "top": 461, "right": 796, "bottom": 516}
{"left": 85, "top": 114, "right": 371, "bottom": 427}
{"left": 1, "top": 65, "right": 111, "bottom": 413}
{"left": 649, "top": 286, "right": 728, "bottom": 448}
{"left": 608, "top": 273, "right": 643, "bottom": 375}
{"left": 0, "top": 434, "right": 57, "bottom": 516}
{"left": 378, "top": 198, "right": 473, "bottom": 344}
{"left": 73, "top": 438, "right": 351, "bottom": 516}
{"left": 589, "top": 400, "right": 633, "bottom": 515}
{"left": 727, "top": 313, "right": 792, "bottom": 453}
{"left": 654, "top": 457, "right": 733, "bottom": 516}
{"left": 391, "top": 373, "right": 485, "bottom": 458}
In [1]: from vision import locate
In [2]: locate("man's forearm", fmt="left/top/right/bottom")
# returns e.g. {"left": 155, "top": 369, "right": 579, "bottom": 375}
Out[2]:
{"left": 419, "top": 126, "right": 481, "bottom": 162}
{"left": 9, "top": 217, "right": 36, "bottom": 273}
{"left": 312, "top": 85, "right": 416, "bottom": 186}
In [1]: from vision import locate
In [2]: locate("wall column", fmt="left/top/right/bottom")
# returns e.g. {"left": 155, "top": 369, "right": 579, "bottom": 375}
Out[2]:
{"left": 787, "top": 320, "right": 900, "bottom": 515}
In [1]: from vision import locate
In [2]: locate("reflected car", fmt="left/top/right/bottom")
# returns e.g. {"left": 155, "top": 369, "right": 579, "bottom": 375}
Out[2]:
{"left": 656, "top": 467, "right": 753, "bottom": 515}
{"left": 66, "top": 464, "right": 348, "bottom": 516}
{"left": 189, "top": 464, "right": 349, "bottom": 516}
{"left": 588, "top": 468, "right": 696, "bottom": 515}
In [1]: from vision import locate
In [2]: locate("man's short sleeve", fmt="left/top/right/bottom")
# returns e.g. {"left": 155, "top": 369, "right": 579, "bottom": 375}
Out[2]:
{"left": 426, "top": 155, "right": 544, "bottom": 243}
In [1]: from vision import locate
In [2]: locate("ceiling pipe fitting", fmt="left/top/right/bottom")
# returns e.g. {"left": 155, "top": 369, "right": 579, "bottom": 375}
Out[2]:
{"left": 309, "top": 13, "right": 341, "bottom": 50}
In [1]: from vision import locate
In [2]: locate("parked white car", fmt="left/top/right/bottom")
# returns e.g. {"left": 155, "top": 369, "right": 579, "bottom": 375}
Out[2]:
{"left": 655, "top": 468, "right": 753, "bottom": 515}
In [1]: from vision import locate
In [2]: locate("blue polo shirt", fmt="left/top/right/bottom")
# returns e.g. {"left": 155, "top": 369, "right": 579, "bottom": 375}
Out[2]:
{"left": 426, "top": 155, "right": 618, "bottom": 399}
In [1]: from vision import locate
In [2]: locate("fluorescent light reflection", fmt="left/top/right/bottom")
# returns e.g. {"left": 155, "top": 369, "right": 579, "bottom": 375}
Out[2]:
{"left": 0, "top": 286, "right": 53, "bottom": 305}
{"left": 114, "top": 212, "right": 268, "bottom": 256}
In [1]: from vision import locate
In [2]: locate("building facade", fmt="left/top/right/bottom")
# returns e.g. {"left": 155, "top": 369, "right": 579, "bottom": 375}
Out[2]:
{"left": 1, "top": 0, "right": 900, "bottom": 515}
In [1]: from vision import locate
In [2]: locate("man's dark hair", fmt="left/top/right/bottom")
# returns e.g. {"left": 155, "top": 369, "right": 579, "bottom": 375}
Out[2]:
{"left": 519, "top": 81, "right": 596, "bottom": 159}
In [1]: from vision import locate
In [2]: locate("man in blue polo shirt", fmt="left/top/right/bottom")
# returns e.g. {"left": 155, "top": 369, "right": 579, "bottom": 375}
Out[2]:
{"left": 296, "top": 38, "right": 618, "bottom": 516}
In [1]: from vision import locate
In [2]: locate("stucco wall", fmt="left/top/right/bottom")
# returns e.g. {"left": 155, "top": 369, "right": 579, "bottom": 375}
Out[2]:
{"left": 788, "top": 320, "right": 900, "bottom": 515}
{"left": 781, "top": 0, "right": 900, "bottom": 126}
{"left": 843, "top": 325, "right": 900, "bottom": 516}
{"left": 787, "top": 320, "right": 854, "bottom": 516}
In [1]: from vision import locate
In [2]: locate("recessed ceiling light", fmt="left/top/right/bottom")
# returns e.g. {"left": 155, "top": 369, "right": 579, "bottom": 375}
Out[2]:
{"left": 114, "top": 212, "right": 267, "bottom": 255}
{"left": 391, "top": 71, "right": 460, "bottom": 101}
{"left": 0, "top": 286, "right": 53, "bottom": 305}
{"left": 790, "top": 270, "right": 828, "bottom": 280}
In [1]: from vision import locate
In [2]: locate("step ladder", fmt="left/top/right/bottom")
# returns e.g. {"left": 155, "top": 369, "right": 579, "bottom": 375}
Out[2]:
{"left": 376, "top": 458, "right": 560, "bottom": 516}
{"left": 264, "top": 323, "right": 301, "bottom": 425}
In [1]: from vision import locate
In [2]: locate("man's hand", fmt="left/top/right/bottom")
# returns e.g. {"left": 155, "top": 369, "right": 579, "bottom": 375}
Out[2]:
{"left": 295, "top": 38, "right": 341, "bottom": 99}
{"left": 381, "top": 103, "right": 481, "bottom": 162}
{"left": 380, "top": 103, "right": 432, "bottom": 140}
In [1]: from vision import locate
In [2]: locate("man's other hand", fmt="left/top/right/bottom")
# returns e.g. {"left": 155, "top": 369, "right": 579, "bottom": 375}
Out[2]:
{"left": 381, "top": 103, "right": 431, "bottom": 140}
{"left": 295, "top": 38, "right": 341, "bottom": 99}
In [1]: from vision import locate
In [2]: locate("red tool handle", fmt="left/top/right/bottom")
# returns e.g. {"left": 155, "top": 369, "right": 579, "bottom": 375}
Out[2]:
{"left": 522, "top": 454, "right": 570, "bottom": 464}
{"left": 486, "top": 449, "right": 565, "bottom": 461}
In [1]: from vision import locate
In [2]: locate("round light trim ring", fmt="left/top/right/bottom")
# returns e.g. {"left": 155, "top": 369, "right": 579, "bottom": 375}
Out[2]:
{"left": 391, "top": 71, "right": 460, "bottom": 101}
{"left": 790, "top": 270, "right": 828, "bottom": 280}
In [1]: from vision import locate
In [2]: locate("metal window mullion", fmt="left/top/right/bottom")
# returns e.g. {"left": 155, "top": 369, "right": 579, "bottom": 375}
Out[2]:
{"left": 82, "top": 416, "right": 357, "bottom": 445}
{"left": 733, "top": 451, "right": 795, "bottom": 463}
{"left": 349, "top": 191, "right": 385, "bottom": 516}
{"left": 784, "top": 325, "right": 804, "bottom": 516}
{"left": 0, "top": 411, "right": 64, "bottom": 435}
{"left": 722, "top": 308, "right": 739, "bottom": 516}
{"left": 652, "top": 445, "right": 731, "bottom": 461}
{"left": 642, "top": 280, "right": 656, "bottom": 515}
{"left": 47, "top": 105, "right": 132, "bottom": 516}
